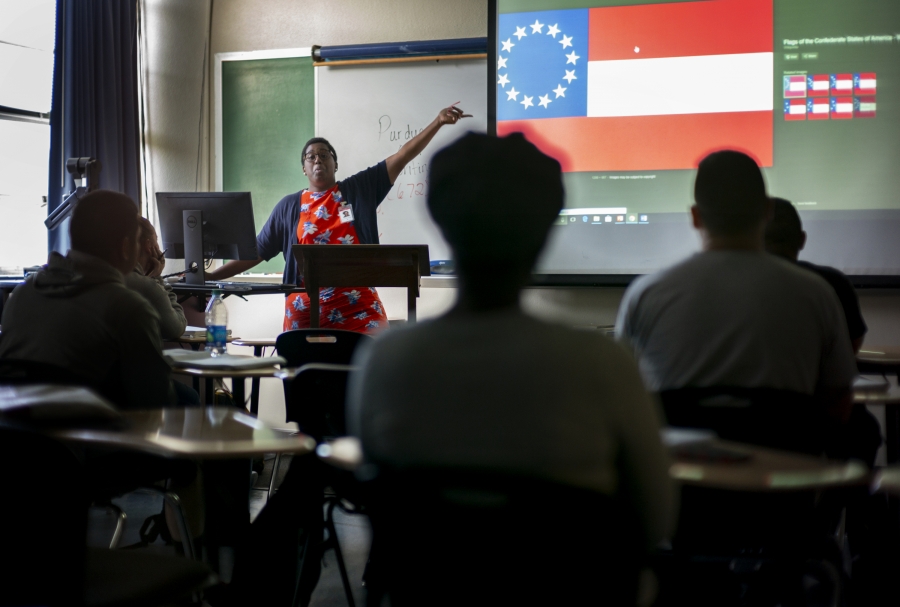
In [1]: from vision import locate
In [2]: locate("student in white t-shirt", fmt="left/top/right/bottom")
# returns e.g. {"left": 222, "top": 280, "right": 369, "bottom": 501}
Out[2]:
{"left": 616, "top": 150, "right": 879, "bottom": 463}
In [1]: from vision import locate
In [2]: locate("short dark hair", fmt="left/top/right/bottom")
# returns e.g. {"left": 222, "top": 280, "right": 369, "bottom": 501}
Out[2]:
{"left": 694, "top": 150, "right": 768, "bottom": 235}
{"left": 301, "top": 137, "right": 337, "bottom": 162}
{"left": 427, "top": 132, "right": 563, "bottom": 271}
{"left": 764, "top": 197, "right": 804, "bottom": 253}
{"left": 70, "top": 190, "right": 139, "bottom": 262}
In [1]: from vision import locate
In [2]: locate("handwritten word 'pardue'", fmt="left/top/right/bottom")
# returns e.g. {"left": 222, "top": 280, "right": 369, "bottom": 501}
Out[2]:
{"left": 378, "top": 115, "right": 425, "bottom": 142}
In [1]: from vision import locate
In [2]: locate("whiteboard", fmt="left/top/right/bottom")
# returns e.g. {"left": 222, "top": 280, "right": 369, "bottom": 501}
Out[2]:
{"left": 315, "top": 59, "right": 487, "bottom": 262}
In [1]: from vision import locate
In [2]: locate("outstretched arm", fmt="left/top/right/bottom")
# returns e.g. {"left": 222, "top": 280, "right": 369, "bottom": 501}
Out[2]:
{"left": 385, "top": 105, "right": 471, "bottom": 184}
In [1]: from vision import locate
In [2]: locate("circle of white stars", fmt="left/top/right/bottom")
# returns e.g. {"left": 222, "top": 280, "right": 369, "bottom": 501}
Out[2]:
{"left": 498, "top": 19, "right": 579, "bottom": 111}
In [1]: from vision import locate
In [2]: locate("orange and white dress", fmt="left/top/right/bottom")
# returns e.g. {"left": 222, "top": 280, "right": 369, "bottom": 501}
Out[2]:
{"left": 283, "top": 185, "right": 389, "bottom": 334}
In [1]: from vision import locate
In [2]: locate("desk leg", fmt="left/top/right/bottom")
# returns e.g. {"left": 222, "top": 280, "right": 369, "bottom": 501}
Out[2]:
{"left": 250, "top": 346, "right": 262, "bottom": 415}
{"left": 205, "top": 378, "right": 215, "bottom": 405}
{"left": 886, "top": 406, "right": 900, "bottom": 464}
{"left": 233, "top": 377, "right": 246, "bottom": 410}
{"left": 407, "top": 288, "right": 417, "bottom": 324}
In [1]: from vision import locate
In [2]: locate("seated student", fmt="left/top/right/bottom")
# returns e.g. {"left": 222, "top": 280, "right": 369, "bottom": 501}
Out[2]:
{"left": 616, "top": 151, "right": 878, "bottom": 462}
{"left": 349, "top": 132, "right": 673, "bottom": 545}
{"left": 765, "top": 197, "right": 867, "bottom": 353}
{"left": 125, "top": 217, "right": 187, "bottom": 341}
{"left": 214, "top": 134, "right": 674, "bottom": 607}
{"left": 0, "top": 189, "right": 174, "bottom": 409}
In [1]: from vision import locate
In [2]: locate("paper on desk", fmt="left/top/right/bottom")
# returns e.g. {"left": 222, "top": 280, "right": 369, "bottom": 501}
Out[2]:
{"left": 854, "top": 374, "right": 890, "bottom": 393}
{"left": 163, "top": 350, "right": 287, "bottom": 370}
{"left": 0, "top": 384, "right": 120, "bottom": 422}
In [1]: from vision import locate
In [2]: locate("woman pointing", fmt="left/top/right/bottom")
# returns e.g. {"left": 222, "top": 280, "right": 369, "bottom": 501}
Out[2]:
{"left": 207, "top": 104, "right": 470, "bottom": 334}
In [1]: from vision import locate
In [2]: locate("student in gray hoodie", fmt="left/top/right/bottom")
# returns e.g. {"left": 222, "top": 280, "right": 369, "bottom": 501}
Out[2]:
{"left": 0, "top": 190, "right": 175, "bottom": 409}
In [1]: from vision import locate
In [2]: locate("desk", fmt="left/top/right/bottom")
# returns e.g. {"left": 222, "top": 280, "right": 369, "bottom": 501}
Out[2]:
{"left": 170, "top": 283, "right": 302, "bottom": 312}
{"left": 858, "top": 346, "right": 900, "bottom": 369}
{"left": 317, "top": 434, "right": 869, "bottom": 493}
{"left": 855, "top": 375, "right": 900, "bottom": 463}
{"left": 231, "top": 339, "right": 278, "bottom": 415}
{"left": 170, "top": 365, "right": 296, "bottom": 413}
{"left": 51, "top": 407, "right": 315, "bottom": 459}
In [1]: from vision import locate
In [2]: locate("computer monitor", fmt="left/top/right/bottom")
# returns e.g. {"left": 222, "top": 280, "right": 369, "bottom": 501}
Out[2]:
{"left": 156, "top": 192, "right": 259, "bottom": 285}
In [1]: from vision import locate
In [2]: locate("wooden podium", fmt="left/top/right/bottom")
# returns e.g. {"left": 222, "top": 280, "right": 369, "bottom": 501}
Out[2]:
{"left": 291, "top": 244, "right": 430, "bottom": 328}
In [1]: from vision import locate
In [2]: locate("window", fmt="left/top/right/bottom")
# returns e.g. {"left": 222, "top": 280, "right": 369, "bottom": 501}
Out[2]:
{"left": 0, "top": 0, "right": 55, "bottom": 272}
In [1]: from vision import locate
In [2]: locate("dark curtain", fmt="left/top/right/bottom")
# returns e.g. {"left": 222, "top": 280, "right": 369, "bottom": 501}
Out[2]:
{"left": 47, "top": 0, "right": 140, "bottom": 253}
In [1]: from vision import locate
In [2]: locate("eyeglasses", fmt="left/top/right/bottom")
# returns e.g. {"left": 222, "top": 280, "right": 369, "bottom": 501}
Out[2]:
{"left": 303, "top": 151, "right": 333, "bottom": 163}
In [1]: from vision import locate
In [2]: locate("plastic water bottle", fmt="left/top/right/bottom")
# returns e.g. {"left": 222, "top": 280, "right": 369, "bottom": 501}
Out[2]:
{"left": 205, "top": 290, "right": 228, "bottom": 356}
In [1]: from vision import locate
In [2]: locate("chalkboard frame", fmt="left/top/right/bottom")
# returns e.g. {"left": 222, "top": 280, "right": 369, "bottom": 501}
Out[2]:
{"left": 213, "top": 47, "right": 313, "bottom": 192}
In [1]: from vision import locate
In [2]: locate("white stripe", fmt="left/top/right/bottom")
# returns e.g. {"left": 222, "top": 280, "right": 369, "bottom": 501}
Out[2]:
{"left": 812, "top": 104, "right": 828, "bottom": 114}
{"left": 789, "top": 81, "right": 805, "bottom": 92}
{"left": 858, "top": 78, "right": 876, "bottom": 89}
{"left": 835, "top": 80, "right": 852, "bottom": 90}
{"left": 789, "top": 105, "right": 806, "bottom": 115}
{"left": 858, "top": 102, "right": 876, "bottom": 112}
{"left": 812, "top": 81, "right": 829, "bottom": 90}
{"left": 587, "top": 53, "right": 773, "bottom": 117}
{"left": 835, "top": 102, "right": 853, "bottom": 113}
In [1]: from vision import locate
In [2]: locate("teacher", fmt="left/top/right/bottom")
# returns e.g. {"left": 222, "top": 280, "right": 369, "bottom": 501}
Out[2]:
{"left": 207, "top": 105, "right": 470, "bottom": 334}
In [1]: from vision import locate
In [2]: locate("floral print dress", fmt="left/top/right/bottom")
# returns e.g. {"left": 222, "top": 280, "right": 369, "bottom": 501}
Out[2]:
{"left": 283, "top": 186, "right": 388, "bottom": 334}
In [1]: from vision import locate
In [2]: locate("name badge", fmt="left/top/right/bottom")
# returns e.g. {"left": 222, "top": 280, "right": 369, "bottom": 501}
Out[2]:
{"left": 338, "top": 206, "right": 354, "bottom": 223}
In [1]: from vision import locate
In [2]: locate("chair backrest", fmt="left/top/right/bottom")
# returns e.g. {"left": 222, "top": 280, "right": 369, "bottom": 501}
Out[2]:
{"left": 362, "top": 468, "right": 644, "bottom": 606}
{"left": 0, "top": 425, "right": 87, "bottom": 605}
{"left": 0, "top": 358, "right": 125, "bottom": 407}
{"left": 276, "top": 329, "right": 372, "bottom": 438}
{"left": 658, "top": 386, "right": 825, "bottom": 455}
{"left": 275, "top": 329, "right": 373, "bottom": 367}
{"left": 284, "top": 363, "right": 356, "bottom": 440}
{"left": 0, "top": 358, "right": 87, "bottom": 386}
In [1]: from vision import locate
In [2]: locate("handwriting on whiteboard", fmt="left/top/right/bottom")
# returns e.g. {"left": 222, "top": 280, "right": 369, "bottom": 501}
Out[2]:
{"left": 378, "top": 114, "right": 429, "bottom": 203}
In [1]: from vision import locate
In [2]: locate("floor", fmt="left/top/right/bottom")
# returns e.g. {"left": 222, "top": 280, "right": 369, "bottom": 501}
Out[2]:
{"left": 86, "top": 453, "right": 371, "bottom": 607}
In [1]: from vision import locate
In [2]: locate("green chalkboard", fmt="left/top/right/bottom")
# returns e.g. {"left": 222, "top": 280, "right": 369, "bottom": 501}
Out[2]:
{"left": 221, "top": 56, "right": 314, "bottom": 273}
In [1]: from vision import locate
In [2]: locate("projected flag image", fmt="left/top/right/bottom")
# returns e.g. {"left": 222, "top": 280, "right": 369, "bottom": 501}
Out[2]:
{"left": 807, "top": 74, "right": 830, "bottom": 97}
{"left": 854, "top": 73, "right": 877, "bottom": 95}
{"left": 807, "top": 97, "right": 830, "bottom": 120}
{"left": 784, "top": 75, "right": 807, "bottom": 98}
{"left": 855, "top": 97, "right": 876, "bottom": 118}
{"left": 784, "top": 98, "right": 807, "bottom": 121}
{"left": 831, "top": 97, "right": 854, "bottom": 119}
{"left": 831, "top": 74, "right": 853, "bottom": 95}
{"left": 496, "top": 0, "right": 774, "bottom": 172}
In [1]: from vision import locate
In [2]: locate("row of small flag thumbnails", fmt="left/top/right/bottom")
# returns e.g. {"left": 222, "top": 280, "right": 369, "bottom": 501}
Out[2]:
{"left": 784, "top": 97, "right": 876, "bottom": 120}
{"left": 784, "top": 73, "right": 876, "bottom": 98}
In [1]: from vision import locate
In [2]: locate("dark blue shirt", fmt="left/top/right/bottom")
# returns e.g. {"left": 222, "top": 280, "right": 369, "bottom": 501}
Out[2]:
{"left": 256, "top": 161, "right": 393, "bottom": 285}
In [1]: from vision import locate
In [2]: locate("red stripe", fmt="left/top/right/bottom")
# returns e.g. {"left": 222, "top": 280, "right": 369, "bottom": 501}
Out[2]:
{"left": 497, "top": 113, "right": 773, "bottom": 172}
{"left": 588, "top": 0, "right": 772, "bottom": 61}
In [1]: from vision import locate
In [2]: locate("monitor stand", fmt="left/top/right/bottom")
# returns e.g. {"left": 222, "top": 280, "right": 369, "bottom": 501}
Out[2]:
{"left": 183, "top": 209, "right": 206, "bottom": 285}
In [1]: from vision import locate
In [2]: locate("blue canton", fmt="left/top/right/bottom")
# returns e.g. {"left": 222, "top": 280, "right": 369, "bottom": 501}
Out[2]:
{"left": 497, "top": 9, "right": 589, "bottom": 120}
